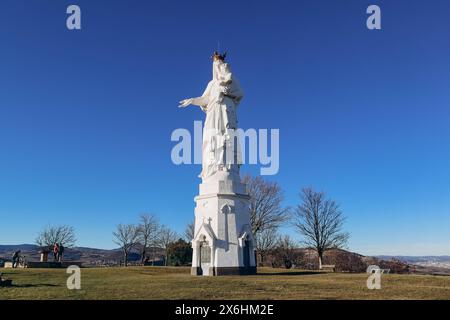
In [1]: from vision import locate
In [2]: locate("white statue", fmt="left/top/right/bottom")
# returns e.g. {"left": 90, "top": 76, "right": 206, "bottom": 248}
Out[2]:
{"left": 179, "top": 52, "right": 244, "bottom": 179}
{"left": 180, "top": 53, "right": 256, "bottom": 276}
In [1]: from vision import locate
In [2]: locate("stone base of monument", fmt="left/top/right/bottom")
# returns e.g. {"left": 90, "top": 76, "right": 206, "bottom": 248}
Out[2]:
{"left": 191, "top": 266, "right": 256, "bottom": 276}
{"left": 26, "top": 261, "right": 82, "bottom": 268}
{"left": 191, "top": 171, "right": 257, "bottom": 276}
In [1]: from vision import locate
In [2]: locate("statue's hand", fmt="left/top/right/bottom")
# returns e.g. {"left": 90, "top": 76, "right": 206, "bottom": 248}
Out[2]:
{"left": 178, "top": 98, "right": 193, "bottom": 108}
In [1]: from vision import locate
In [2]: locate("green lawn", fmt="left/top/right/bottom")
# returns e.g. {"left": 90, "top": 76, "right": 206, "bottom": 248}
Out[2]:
{"left": 1, "top": 267, "right": 449, "bottom": 300}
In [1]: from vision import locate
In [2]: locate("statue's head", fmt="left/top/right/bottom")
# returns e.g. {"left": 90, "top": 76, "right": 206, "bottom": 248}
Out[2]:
{"left": 211, "top": 51, "right": 226, "bottom": 62}
{"left": 211, "top": 51, "right": 230, "bottom": 81}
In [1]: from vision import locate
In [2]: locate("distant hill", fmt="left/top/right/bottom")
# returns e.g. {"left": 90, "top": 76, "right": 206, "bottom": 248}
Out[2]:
{"left": 0, "top": 244, "right": 164, "bottom": 266}
{"left": 376, "top": 255, "right": 450, "bottom": 273}
{"left": 0, "top": 244, "right": 38, "bottom": 252}
{"left": 376, "top": 255, "right": 450, "bottom": 263}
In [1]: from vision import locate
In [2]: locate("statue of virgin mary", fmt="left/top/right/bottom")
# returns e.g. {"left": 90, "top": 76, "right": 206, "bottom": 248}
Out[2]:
{"left": 178, "top": 52, "right": 244, "bottom": 180}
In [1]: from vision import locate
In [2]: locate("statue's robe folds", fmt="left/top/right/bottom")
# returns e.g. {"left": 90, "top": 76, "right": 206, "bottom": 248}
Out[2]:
{"left": 189, "top": 61, "right": 244, "bottom": 179}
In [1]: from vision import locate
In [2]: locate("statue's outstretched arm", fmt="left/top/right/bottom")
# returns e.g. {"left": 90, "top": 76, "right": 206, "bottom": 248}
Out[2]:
{"left": 178, "top": 81, "right": 212, "bottom": 111}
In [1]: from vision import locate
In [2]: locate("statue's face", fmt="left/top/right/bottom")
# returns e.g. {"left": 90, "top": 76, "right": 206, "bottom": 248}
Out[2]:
{"left": 212, "top": 59, "right": 227, "bottom": 81}
{"left": 213, "top": 60, "right": 225, "bottom": 69}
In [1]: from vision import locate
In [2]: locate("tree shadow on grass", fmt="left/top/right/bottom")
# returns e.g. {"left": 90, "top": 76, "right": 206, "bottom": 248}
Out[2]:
{"left": 257, "top": 271, "right": 324, "bottom": 276}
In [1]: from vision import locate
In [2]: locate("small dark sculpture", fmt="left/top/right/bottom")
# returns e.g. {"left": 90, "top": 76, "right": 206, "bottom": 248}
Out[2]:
{"left": 0, "top": 273, "right": 13, "bottom": 287}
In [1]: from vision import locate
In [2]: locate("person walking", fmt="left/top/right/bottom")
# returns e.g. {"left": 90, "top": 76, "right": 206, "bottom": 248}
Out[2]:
{"left": 12, "top": 250, "right": 21, "bottom": 268}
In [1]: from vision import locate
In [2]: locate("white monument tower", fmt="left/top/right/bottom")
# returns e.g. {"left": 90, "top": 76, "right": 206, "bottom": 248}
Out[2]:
{"left": 179, "top": 51, "right": 256, "bottom": 275}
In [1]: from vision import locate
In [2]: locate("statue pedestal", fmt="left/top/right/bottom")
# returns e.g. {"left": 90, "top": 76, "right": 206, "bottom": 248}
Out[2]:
{"left": 191, "top": 172, "right": 256, "bottom": 276}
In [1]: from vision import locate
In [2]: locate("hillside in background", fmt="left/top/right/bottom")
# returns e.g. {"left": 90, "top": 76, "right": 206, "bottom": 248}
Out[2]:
{"left": 0, "top": 244, "right": 164, "bottom": 266}
{"left": 375, "top": 255, "right": 450, "bottom": 275}
{"left": 377, "top": 255, "right": 450, "bottom": 267}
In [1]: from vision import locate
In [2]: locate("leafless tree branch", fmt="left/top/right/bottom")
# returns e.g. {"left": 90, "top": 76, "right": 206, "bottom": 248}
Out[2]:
{"left": 137, "top": 213, "right": 160, "bottom": 264}
{"left": 184, "top": 220, "right": 195, "bottom": 242}
{"left": 35, "top": 225, "right": 76, "bottom": 250}
{"left": 293, "top": 187, "right": 349, "bottom": 269}
{"left": 243, "top": 175, "right": 291, "bottom": 237}
{"left": 113, "top": 223, "right": 139, "bottom": 266}
{"left": 157, "top": 225, "right": 178, "bottom": 266}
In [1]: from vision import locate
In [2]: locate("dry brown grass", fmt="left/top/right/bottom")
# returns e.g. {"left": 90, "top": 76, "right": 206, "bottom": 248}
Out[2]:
{"left": 1, "top": 266, "right": 449, "bottom": 300}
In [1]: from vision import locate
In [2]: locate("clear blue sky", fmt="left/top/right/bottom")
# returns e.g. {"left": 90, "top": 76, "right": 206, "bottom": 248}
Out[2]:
{"left": 1, "top": 0, "right": 449, "bottom": 255}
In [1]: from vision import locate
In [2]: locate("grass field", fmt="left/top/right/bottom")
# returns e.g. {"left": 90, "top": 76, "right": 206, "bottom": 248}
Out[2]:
{"left": 1, "top": 267, "right": 449, "bottom": 300}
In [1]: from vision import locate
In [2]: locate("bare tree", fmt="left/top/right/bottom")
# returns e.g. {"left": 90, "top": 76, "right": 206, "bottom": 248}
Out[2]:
{"left": 275, "top": 235, "right": 299, "bottom": 269}
{"left": 157, "top": 226, "right": 178, "bottom": 266}
{"left": 35, "top": 225, "right": 76, "bottom": 250}
{"left": 255, "top": 227, "right": 279, "bottom": 265}
{"left": 243, "top": 175, "right": 290, "bottom": 236}
{"left": 293, "top": 187, "right": 349, "bottom": 269}
{"left": 184, "top": 220, "right": 195, "bottom": 242}
{"left": 137, "top": 213, "right": 160, "bottom": 264}
{"left": 113, "top": 224, "right": 139, "bottom": 266}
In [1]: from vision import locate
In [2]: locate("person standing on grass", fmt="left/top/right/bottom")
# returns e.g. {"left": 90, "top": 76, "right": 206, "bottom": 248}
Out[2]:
{"left": 58, "top": 243, "right": 64, "bottom": 262}
{"left": 53, "top": 243, "right": 59, "bottom": 262}
{"left": 12, "top": 250, "right": 21, "bottom": 268}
